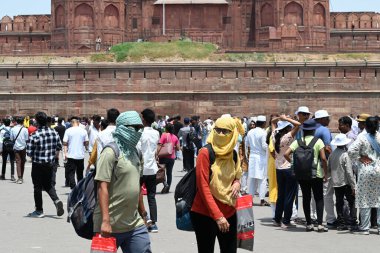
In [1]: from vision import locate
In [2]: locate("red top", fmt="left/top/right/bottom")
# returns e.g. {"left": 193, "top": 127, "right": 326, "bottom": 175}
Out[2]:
{"left": 191, "top": 147, "right": 236, "bottom": 220}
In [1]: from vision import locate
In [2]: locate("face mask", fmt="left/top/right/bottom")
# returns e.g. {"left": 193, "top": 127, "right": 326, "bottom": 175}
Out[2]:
{"left": 213, "top": 131, "right": 232, "bottom": 147}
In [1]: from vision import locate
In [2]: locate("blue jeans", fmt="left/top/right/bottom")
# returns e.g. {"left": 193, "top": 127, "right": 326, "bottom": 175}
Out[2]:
{"left": 112, "top": 225, "right": 151, "bottom": 253}
{"left": 274, "top": 169, "right": 298, "bottom": 224}
{"left": 359, "top": 208, "right": 380, "bottom": 231}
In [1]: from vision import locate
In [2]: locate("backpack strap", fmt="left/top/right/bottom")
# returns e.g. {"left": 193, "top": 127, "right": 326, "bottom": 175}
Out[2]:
{"left": 297, "top": 138, "right": 307, "bottom": 149}
{"left": 308, "top": 137, "right": 319, "bottom": 149}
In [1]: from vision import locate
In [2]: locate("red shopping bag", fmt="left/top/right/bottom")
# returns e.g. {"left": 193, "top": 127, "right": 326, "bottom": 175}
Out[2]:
{"left": 142, "top": 184, "right": 147, "bottom": 195}
{"left": 236, "top": 195, "right": 254, "bottom": 251}
{"left": 90, "top": 234, "right": 117, "bottom": 253}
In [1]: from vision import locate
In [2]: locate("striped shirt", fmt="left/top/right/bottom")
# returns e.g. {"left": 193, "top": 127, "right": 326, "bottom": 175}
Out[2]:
{"left": 27, "top": 126, "right": 62, "bottom": 163}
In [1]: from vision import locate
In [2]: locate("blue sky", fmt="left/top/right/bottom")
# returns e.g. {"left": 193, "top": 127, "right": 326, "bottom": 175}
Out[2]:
{"left": 0, "top": 0, "right": 379, "bottom": 17}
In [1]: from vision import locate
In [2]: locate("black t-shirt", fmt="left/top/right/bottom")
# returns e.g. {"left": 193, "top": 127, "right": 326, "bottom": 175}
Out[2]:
{"left": 174, "top": 121, "right": 184, "bottom": 136}
{"left": 54, "top": 125, "right": 66, "bottom": 142}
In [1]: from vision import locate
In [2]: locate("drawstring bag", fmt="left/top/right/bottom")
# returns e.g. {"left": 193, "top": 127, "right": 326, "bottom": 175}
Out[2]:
{"left": 236, "top": 195, "right": 254, "bottom": 252}
{"left": 90, "top": 234, "right": 117, "bottom": 253}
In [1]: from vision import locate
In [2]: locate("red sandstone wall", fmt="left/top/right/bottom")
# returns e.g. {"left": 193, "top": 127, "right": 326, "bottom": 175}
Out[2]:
{"left": 0, "top": 63, "right": 379, "bottom": 127}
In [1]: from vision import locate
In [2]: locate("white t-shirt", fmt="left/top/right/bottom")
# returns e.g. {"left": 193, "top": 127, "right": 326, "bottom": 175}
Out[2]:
{"left": 88, "top": 125, "right": 100, "bottom": 153}
{"left": 96, "top": 125, "right": 116, "bottom": 160}
{"left": 63, "top": 126, "right": 89, "bottom": 159}
{"left": 136, "top": 127, "right": 160, "bottom": 176}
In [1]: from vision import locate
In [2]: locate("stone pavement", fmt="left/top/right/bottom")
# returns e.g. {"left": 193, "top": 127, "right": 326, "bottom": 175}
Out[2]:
{"left": 0, "top": 155, "right": 379, "bottom": 253}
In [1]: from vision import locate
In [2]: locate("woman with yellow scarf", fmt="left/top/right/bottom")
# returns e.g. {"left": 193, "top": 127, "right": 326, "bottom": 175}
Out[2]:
{"left": 191, "top": 116, "right": 243, "bottom": 253}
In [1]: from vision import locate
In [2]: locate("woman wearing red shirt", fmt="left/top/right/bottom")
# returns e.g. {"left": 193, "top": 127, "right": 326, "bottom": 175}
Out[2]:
{"left": 191, "top": 116, "right": 243, "bottom": 253}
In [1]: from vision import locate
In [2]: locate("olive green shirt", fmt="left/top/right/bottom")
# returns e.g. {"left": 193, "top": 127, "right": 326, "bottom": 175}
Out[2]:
{"left": 93, "top": 147, "right": 144, "bottom": 233}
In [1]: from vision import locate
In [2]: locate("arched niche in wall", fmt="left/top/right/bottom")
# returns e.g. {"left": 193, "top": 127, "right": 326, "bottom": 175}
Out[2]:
{"left": 284, "top": 2, "right": 303, "bottom": 26}
{"left": 1, "top": 16, "right": 13, "bottom": 32}
{"left": 359, "top": 14, "right": 371, "bottom": 28}
{"left": 74, "top": 3, "right": 94, "bottom": 28}
{"left": 335, "top": 14, "right": 346, "bottom": 29}
{"left": 313, "top": 3, "right": 325, "bottom": 26}
{"left": 373, "top": 14, "right": 380, "bottom": 28}
{"left": 261, "top": 3, "right": 274, "bottom": 27}
{"left": 26, "top": 16, "right": 37, "bottom": 32}
{"left": 104, "top": 4, "right": 120, "bottom": 28}
{"left": 13, "top": 16, "right": 25, "bottom": 31}
{"left": 38, "top": 16, "right": 50, "bottom": 31}
{"left": 55, "top": 5, "right": 65, "bottom": 28}
{"left": 347, "top": 14, "right": 359, "bottom": 29}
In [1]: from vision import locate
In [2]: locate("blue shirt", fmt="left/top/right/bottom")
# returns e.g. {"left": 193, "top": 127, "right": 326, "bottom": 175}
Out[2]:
{"left": 315, "top": 124, "right": 332, "bottom": 146}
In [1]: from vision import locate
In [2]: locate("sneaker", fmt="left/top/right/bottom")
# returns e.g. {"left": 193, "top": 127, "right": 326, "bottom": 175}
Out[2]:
{"left": 337, "top": 225, "right": 349, "bottom": 231}
{"left": 326, "top": 220, "right": 338, "bottom": 229}
{"left": 317, "top": 225, "right": 328, "bottom": 232}
{"left": 149, "top": 224, "right": 158, "bottom": 233}
{"left": 0, "top": 175, "right": 5, "bottom": 180}
{"left": 10, "top": 176, "right": 15, "bottom": 181}
{"left": 260, "top": 200, "right": 270, "bottom": 206}
{"left": 352, "top": 229, "right": 370, "bottom": 235}
{"left": 161, "top": 185, "right": 170, "bottom": 194}
{"left": 306, "top": 224, "right": 314, "bottom": 232}
{"left": 16, "top": 178, "right": 23, "bottom": 184}
{"left": 272, "top": 220, "right": 281, "bottom": 227}
{"left": 281, "top": 222, "right": 296, "bottom": 229}
{"left": 146, "top": 219, "right": 153, "bottom": 227}
{"left": 55, "top": 200, "right": 64, "bottom": 217}
{"left": 28, "top": 210, "right": 45, "bottom": 218}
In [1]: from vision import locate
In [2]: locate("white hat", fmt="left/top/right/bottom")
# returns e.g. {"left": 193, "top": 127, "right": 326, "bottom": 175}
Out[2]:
{"left": 275, "top": 121, "right": 293, "bottom": 131}
{"left": 257, "top": 115, "right": 266, "bottom": 122}
{"left": 314, "top": 110, "right": 330, "bottom": 119}
{"left": 295, "top": 106, "right": 311, "bottom": 115}
{"left": 221, "top": 114, "right": 232, "bottom": 118}
{"left": 331, "top": 133, "right": 351, "bottom": 146}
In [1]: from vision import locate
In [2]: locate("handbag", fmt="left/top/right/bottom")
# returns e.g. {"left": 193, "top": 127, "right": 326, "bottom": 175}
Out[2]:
{"left": 90, "top": 234, "right": 117, "bottom": 253}
{"left": 156, "top": 163, "right": 166, "bottom": 185}
{"left": 157, "top": 133, "right": 174, "bottom": 158}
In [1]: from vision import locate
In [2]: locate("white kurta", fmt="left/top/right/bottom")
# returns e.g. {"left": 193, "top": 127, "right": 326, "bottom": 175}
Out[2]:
{"left": 246, "top": 127, "right": 268, "bottom": 179}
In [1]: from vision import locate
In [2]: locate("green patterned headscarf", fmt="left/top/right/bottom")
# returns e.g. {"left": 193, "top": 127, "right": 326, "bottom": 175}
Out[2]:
{"left": 113, "top": 111, "right": 143, "bottom": 162}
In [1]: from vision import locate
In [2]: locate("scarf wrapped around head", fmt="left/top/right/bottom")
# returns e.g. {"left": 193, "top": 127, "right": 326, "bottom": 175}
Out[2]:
{"left": 113, "top": 111, "right": 143, "bottom": 162}
{"left": 206, "top": 116, "right": 242, "bottom": 207}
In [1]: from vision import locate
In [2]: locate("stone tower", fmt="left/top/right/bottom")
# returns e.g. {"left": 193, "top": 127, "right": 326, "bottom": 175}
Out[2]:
{"left": 51, "top": 0, "right": 125, "bottom": 51}
{"left": 254, "top": 0, "right": 330, "bottom": 49}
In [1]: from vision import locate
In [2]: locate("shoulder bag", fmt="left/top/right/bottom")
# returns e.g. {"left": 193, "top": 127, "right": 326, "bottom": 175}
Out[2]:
{"left": 157, "top": 133, "right": 174, "bottom": 158}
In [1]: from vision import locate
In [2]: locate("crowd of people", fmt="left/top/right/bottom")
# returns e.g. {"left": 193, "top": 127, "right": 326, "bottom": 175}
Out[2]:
{"left": 0, "top": 106, "right": 380, "bottom": 253}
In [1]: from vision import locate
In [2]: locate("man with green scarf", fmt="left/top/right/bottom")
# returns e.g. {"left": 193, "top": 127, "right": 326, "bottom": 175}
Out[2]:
{"left": 93, "top": 111, "right": 152, "bottom": 252}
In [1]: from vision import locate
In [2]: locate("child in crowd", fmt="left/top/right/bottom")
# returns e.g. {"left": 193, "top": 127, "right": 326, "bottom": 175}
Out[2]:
{"left": 329, "top": 134, "right": 357, "bottom": 231}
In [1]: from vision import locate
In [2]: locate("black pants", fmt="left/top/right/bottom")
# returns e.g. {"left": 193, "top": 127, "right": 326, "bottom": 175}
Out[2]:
{"left": 299, "top": 178, "right": 324, "bottom": 225}
{"left": 1, "top": 148, "right": 15, "bottom": 176}
{"left": 159, "top": 157, "right": 175, "bottom": 189}
{"left": 191, "top": 211, "right": 237, "bottom": 253}
{"left": 31, "top": 162, "right": 60, "bottom": 212}
{"left": 141, "top": 175, "right": 157, "bottom": 223}
{"left": 334, "top": 185, "right": 357, "bottom": 226}
{"left": 66, "top": 158, "right": 84, "bottom": 189}
{"left": 182, "top": 148, "right": 195, "bottom": 171}
{"left": 275, "top": 169, "right": 298, "bottom": 224}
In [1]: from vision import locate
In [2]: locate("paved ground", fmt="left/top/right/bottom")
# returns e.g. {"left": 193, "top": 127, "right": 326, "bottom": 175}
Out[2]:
{"left": 0, "top": 155, "right": 379, "bottom": 253}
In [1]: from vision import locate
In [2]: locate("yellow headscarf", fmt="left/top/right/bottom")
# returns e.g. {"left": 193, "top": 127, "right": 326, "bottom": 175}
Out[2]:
{"left": 206, "top": 117, "right": 242, "bottom": 207}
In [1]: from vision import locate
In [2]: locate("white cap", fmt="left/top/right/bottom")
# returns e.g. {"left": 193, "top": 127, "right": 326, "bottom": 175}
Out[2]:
{"left": 295, "top": 106, "right": 311, "bottom": 115}
{"left": 331, "top": 133, "right": 351, "bottom": 146}
{"left": 314, "top": 110, "right": 330, "bottom": 119}
{"left": 257, "top": 115, "right": 266, "bottom": 122}
{"left": 221, "top": 114, "right": 232, "bottom": 118}
{"left": 275, "top": 121, "right": 293, "bottom": 131}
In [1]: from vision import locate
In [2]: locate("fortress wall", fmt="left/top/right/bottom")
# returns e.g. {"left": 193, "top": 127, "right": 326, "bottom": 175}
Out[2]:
{"left": 0, "top": 63, "right": 378, "bottom": 124}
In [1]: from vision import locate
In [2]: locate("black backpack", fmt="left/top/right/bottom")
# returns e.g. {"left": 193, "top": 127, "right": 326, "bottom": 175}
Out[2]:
{"left": 184, "top": 127, "right": 195, "bottom": 150}
{"left": 174, "top": 144, "right": 237, "bottom": 231}
{"left": 67, "top": 142, "right": 119, "bottom": 240}
{"left": 3, "top": 127, "right": 22, "bottom": 153}
{"left": 293, "top": 137, "right": 319, "bottom": 180}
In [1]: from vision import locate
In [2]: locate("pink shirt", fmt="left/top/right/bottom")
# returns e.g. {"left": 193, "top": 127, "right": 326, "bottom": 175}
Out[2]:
{"left": 273, "top": 132, "right": 294, "bottom": 170}
{"left": 159, "top": 133, "right": 179, "bottom": 159}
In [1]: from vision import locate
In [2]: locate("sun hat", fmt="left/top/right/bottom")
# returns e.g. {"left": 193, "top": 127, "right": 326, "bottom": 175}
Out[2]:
{"left": 331, "top": 134, "right": 352, "bottom": 146}
{"left": 314, "top": 110, "right": 330, "bottom": 119}
{"left": 257, "top": 115, "right": 266, "bottom": 122}
{"left": 357, "top": 113, "right": 371, "bottom": 122}
{"left": 301, "top": 119, "right": 318, "bottom": 130}
{"left": 275, "top": 121, "right": 293, "bottom": 131}
{"left": 295, "top": 106, "right": 311, "bottom": 115}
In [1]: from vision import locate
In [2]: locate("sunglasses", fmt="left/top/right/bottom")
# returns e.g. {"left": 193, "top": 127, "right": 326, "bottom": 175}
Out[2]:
{"left": 125, "top": 125, "right": 143, "bottom": 132}
{"left": 214, "top": 128, "right": 232, "bottom": 135}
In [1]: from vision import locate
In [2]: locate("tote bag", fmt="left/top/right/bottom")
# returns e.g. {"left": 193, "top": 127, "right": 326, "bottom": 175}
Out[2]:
{"left": 158, "top": 133, "right": 174, "bottom": 158}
